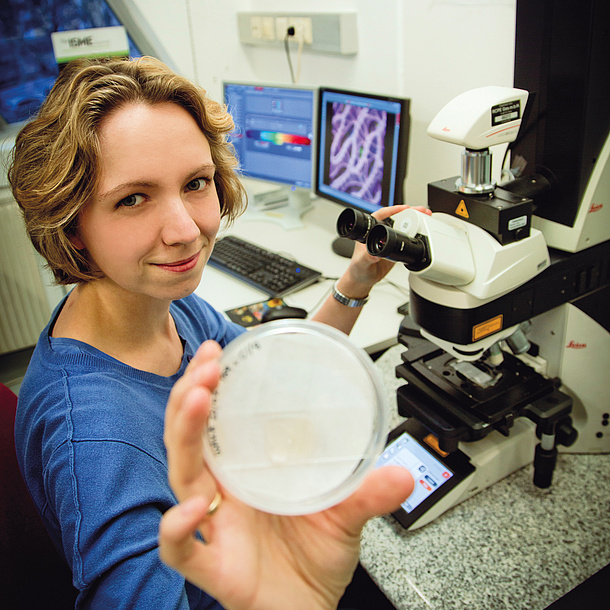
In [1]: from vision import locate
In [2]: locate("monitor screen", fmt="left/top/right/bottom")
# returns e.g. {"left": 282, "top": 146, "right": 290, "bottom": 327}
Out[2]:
{"left": 315, "top": 87, "right": 410, "bottom": 214}
{"left": 223, "top": 81, "right": 316, "bottom": 190}
{"left": 223, "top": 81, "right": 317, "bottom": 229}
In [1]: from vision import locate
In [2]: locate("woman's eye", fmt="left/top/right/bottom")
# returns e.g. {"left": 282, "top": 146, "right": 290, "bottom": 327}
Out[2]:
{"left": 118, "top": 194, "right": 145, "bottom": 208}
{"left": 186, "top": 177, "right": 210, "bottom": 192}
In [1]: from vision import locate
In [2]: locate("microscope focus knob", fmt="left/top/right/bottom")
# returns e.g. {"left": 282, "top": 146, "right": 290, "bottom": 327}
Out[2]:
{"left": 556, "top": 419, "right": 578, "bottom": 448}
{"left": 533, "top": 444, "right": 557, "bottom": 489}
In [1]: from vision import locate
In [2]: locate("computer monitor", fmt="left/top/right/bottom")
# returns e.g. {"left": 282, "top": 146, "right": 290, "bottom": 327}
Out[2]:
{"left": 223, "top": 81, "right": 317, "bottom": 229}
{"left": 315, "top": 87, "right": 410, "bottom": 256}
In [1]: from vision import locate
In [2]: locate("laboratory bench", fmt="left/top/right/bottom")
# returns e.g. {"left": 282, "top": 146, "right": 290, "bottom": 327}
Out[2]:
{"left": 362, "top": 344, "right": 610, "bottom": 610}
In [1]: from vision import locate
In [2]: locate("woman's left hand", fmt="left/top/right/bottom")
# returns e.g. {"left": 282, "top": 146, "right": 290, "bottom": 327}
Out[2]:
{"left": 344, "top": 204, "right": 431, "bottom": 292}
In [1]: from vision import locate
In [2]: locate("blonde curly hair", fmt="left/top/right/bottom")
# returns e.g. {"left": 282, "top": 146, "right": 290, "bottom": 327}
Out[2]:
{"left": 8, "top": 56, "right": 247, "bottom": 285}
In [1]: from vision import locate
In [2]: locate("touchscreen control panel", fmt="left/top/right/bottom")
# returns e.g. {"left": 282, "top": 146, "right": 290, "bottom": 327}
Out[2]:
{"left": 375, "top": 419, "right": 475, "bottom": 529}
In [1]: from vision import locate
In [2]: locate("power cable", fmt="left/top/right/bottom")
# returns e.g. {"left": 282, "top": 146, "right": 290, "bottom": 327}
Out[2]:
{"left": 284, "top": 27, "right": 296, "bottom": 83}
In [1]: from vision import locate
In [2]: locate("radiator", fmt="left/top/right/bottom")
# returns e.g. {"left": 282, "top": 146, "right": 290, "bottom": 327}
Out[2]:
{"left": 0, "top": 189, "right": 52, "bottom": 354}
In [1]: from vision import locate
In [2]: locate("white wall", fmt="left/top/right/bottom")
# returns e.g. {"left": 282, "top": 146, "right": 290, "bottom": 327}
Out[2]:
{"left": 132, "top": 0, "right": 516, "bottom": 206}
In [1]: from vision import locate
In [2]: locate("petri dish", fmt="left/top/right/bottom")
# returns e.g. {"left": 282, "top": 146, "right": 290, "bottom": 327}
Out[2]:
{"left": 203, "top": 319, "right": 389, "bottom": 515}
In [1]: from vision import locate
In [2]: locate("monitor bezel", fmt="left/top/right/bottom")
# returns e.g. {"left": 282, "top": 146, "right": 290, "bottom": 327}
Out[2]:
{"left": 314, "top": 86, "right": 410, "bottom": 213}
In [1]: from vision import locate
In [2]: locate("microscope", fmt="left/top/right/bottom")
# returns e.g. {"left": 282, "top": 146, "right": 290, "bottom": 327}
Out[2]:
{"left": 337, "top": 86, "right": 610, "bottom": 530}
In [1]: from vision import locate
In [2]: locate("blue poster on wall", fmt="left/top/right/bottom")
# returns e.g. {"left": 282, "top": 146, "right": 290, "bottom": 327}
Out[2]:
{"left": 0, "top": 0, "right": 142, "bottom": 125}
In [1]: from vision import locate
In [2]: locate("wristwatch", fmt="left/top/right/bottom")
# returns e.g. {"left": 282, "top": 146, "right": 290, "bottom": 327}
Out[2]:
{"left": 332, "top": 281, "right": 369, "bottom": 308}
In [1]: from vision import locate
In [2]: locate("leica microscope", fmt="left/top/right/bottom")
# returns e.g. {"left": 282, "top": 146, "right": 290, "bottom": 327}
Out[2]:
{"left": 337, "top": 85, "right": 609, "bottom": 529}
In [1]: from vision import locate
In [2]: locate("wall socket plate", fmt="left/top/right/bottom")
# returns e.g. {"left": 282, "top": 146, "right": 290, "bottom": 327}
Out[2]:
{"left": 237, "top": 12, "right": 358, "bottom": 55}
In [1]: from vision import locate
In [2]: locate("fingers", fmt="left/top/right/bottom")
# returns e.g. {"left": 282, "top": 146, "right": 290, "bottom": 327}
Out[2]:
{"left": 164, "top": 340, "right": 223, "bottom": 500}
{"left": 165, "top": 340, "right": 222, "bottom": 434}
{"left": 164, "top": 341, "right": 222, "bottom": 431}
{"left": 159, "top": 495, "right": 209, "bottom": 564}
{"left": 371, "top": 204, "right": 410, "bottom": 220}
{"left": 371, "top": 204, "right": 432, "bottom": 221}
{"left": 331, "top": 466, "right": 415, "bottom": 535}
{"left": 410, "top": 205, "right": 433, "bottom": 216}
{"left": 184, "top": 340, "right": 223, "bottom": 388}
{"left": 167, "top": 385, "right": 214, "bottom": 488}
{"left": 158, "top": 495, "right": 220, "bottom": 593}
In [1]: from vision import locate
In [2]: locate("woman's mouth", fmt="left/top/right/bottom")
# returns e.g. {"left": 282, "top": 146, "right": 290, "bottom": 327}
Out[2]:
{"left": 153, "top": 251, "right": 201, "bottom": 273}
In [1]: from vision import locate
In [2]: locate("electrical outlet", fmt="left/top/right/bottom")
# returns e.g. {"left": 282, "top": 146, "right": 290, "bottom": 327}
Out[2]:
{"left": 261, "top": 16, "right": 275, "bottom": 41}
{"left": 249, "top": 15, "right": 262, "bottom": 40}
{"left": 237, "top": 13, "right": 357, "bottom": 55}
{"left": 275, "top": 17, "right": 288, "bottom": 40}
{"left": 291, "top": 17, "right": 313, "bottom": 45}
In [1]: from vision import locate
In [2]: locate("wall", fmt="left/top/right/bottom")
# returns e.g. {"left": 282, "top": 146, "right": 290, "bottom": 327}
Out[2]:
{"left": 132, "top": 0, "right": 516, "bottom": 206}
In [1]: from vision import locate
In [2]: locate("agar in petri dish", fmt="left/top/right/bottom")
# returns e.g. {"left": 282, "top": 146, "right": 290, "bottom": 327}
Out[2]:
{"left": 203, "top": 319, "right": 389, "bottom": 515}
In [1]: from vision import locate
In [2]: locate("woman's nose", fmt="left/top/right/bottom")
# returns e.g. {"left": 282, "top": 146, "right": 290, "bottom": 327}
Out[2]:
{"left": 161, "top": 199, "right": 201, "bottom": 246}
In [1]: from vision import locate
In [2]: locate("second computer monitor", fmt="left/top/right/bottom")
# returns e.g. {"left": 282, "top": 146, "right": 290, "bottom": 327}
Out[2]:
{"left": 315, "top": 87, "right": 410, "bottom": 214}
{"left": 223, "top": 81, "right": 317, "bottom": 228}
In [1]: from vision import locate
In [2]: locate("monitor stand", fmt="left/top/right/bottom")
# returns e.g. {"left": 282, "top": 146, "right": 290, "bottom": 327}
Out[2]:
{"left": 242, "top": 187, "right": 313, "bottom": 230}
{"left": 331, "top": 236, "right": 355, "bottom": 259}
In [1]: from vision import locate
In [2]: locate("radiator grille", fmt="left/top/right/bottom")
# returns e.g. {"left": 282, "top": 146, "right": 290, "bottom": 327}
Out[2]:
{"left": 0, "top": 190, "right": 51, "bottom": 354}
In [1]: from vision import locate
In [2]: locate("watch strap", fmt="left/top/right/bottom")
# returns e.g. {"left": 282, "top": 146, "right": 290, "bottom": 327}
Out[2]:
{"left": 332, "top": 281, "right": 369, "bottom": 308}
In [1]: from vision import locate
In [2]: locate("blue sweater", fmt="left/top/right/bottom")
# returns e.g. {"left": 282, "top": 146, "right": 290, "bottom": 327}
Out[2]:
{"left": 15, "top": 293, "right": 245, "bottom": 609}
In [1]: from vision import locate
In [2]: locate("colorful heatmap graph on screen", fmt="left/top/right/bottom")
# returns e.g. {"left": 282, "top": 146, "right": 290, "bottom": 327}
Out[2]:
{"left": 246, "top": 129, "right": 311, "bottom": 147}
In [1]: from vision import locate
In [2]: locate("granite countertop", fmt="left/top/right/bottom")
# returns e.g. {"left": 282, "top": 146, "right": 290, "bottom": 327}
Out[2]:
{"left": 361, "top": 344, "right": 610, "bottom": 610}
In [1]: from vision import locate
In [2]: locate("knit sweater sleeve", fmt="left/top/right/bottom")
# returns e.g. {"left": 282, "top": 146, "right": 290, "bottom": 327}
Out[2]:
{"left": 15, "top": 294, "right": 238, "bottom": 609}
{"left": 39, "top": 373, "right": 223, "bottom": 610}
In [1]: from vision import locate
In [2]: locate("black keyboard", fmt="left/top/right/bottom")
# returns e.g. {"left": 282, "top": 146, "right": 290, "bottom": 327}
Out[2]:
{"left": 209, "top": 235, "right": 322, "bottom": 297}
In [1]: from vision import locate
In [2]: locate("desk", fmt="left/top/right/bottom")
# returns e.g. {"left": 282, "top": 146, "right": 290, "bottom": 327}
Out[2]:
{"left": 363, "top": 345, "right": 610, "bottom": 610}
{"left": 195, "top": 193, "right": 411, "bottom": 354}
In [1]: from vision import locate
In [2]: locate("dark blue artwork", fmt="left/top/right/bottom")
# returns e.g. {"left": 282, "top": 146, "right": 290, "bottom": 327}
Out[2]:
{"left": 0, "top": 0, "right": 142, "bottom": 124}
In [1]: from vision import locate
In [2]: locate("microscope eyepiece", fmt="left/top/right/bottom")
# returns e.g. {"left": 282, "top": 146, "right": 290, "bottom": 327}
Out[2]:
{"left": 336, "top": 209, "right": 390, "bottom": 243}
{"left": 366, "top": 224, "right": 430, "bottom": 271}
{"left": 336, "top": 208, "right": 430, "bottom": 271}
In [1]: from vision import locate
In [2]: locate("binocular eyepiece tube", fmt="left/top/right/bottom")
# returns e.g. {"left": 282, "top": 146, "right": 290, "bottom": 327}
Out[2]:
{"left": 336, "top": 208, "right": 430, "bottom": 271}
{"left": 336, "top": 208, "right": 389, "bottom": 243}
{"left": 367, "top": 224, "right": 429, "bottom": 270}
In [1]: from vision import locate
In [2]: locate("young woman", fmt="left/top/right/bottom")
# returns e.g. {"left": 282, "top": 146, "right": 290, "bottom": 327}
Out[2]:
{"left": 9, "top": 56, "right": 415, "bottom": 609}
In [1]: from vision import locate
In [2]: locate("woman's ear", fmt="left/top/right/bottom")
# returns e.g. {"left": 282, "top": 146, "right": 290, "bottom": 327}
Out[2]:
{"left": 68, "top": 232, "right": 86, "bottom": 250}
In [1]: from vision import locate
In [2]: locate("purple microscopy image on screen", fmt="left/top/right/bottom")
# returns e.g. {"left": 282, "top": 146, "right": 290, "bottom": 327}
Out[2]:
{"left": 328, "top": 103, "right": 387, "bottom": 205}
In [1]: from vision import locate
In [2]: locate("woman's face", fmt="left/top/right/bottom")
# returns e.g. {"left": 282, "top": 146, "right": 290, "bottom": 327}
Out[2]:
{"left": 72, "top": 101, "right": 221, "bottom": 303}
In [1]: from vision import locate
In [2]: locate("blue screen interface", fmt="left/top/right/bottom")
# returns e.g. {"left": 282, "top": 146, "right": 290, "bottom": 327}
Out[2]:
{"left": 317, "top": 89, "right": 403, "bottom": 212}
{"left": 0, "top": 0, "right": 142, "bottom": 125}
{"left": 376, "top": 431, "right": 454, "bottom": 514}
{"left": 224, "top": 83, "right": 315, "bottom": 189}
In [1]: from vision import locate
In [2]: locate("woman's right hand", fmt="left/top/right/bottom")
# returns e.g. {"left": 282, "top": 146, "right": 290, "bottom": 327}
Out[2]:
{"left": 160, "top": 340, "right": 414, "bottom": 610}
